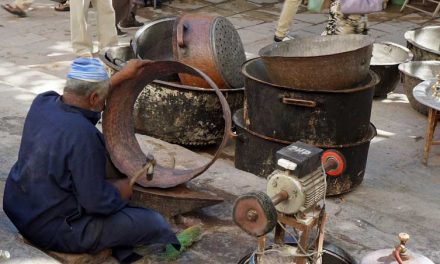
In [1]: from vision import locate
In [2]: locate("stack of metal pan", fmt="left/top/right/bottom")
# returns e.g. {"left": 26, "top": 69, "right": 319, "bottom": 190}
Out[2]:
{"left": 234, "top": 35, "right": 378, "bottom": 196}
{"left": 101, "top": 15, "right": 246, "bottom": 145}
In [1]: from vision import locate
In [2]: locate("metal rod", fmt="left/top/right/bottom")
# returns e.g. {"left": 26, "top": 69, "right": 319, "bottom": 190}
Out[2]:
{"left": 323, "top": 157, "right": 338, "bottom": 172}
{"left": 271, "top": 190, "right": 289, "bottom": 206}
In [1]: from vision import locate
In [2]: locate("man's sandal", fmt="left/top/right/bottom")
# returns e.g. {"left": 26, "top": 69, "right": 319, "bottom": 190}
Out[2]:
{"left": 1, "top": 3, "right": 26, "bottom": 17}
{"left": 54, "top": 2, "right": 70, "bottom": 12}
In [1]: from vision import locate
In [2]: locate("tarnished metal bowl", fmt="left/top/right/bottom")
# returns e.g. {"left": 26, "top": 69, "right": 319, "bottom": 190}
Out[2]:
{"left": 370, "top": 42, "right": 413, "bottom": 97}
{"left": 404, "top": 26, "right": 440, "bottom": 61}
{"left": 398, "top": 61, "right": 440, "bottom": 115}
{"left": 258, "top": 35, "right": 374, "bottom": 90}
{"left": 100, "top": 45, "right": 244, "bottom": 145}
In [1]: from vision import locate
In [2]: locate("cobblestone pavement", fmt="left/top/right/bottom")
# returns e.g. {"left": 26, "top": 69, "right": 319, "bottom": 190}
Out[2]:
{"left": 0, "top": 0, "right": 439, "bottom": 263}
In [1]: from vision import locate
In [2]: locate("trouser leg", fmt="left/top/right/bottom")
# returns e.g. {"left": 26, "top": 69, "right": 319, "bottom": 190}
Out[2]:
{"left": 70, "top": 0, "right": 94, "bottom": 56}
{"left": 91, "top": 0, "right": 118, "bottom": 52}
{"left": 14, "top": 0, "right": 33, "bottom": 10}
{"left": 275, "top": 0, "right": 302, "bottom": 38}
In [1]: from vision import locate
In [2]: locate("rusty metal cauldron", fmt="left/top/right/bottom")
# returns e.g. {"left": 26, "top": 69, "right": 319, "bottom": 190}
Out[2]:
{"left": 258, "top": 35, "right": 374, "bottom": 90}
{"left": 241, "top": 58, "right": 379, "bottom": 146}
{"left": 398, "top": 61, "right": 440, "bottom": 115}
{"left": 233, "top": 109, "right": 377, "bottom": 196}
{"left": 172, "top": 13, "right": 246, "bottom": 89}
{"left": 370, "top": 42, "right": 413, "bottom": 98}
{"left": 102, "top": 60, "right": 231, "bottom": 188}
{"left": 404, "top": 26, "right": 440, "bottom": 61}
{"left": 100, "top": 45, "right": 243, "bottom": 145}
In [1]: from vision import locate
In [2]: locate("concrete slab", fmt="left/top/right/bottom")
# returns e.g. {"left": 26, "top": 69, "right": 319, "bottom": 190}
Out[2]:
{"left": 215, "top": 0, "right": 262, "bottom": 14}
{"left": 293, "top": 13, "right": 329, "bottom": 24}
{"left": 227, "top": 13, "right": 265, "bottom": 29}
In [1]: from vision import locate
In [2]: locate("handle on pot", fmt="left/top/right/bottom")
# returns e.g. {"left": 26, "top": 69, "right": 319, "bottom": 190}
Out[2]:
{"left": 282, "top": 97, "right": 317, "bottom": 108}
{"left": 177, "top": 22, "right": 188, "bottom": 48}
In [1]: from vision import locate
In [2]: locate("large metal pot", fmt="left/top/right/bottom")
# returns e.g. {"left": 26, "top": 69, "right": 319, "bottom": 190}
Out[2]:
{"left": 100, "top": 45, "right": 244, "bottom": 145}
{"left": 242, "top": 58, "right": 378, "bottom": 146}
{"left": 238, "top": 242, "right": 357, "bottom": 264}
{"left": 258, "top": 35, "right": 374, "bottom": 90}
{"left": 404, "top": 26, "right": 440, "bottom": 61}
{"left": 172, "top": 14, "right": 246, "bottom": 89}
{"left": 370, "top": 42, "right": 413, "bottom": 98}
{"left": 234, "top": 109, "right": 377, "bottom": 196}
{"left": 398, "top": 61, "right": 440, "bottom": 115}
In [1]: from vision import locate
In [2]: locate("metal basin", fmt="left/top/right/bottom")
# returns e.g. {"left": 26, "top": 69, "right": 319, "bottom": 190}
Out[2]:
{"left": 100, "top": 45, "right": 244, "bottom": 145}
{"left": 238, "top": 242, "right": 356, "bottom": 264}
{"left": 242, "top": 57, "right": 378, "bottom": 146}
{"left": 258, "top": 35, "right": 374, "bottom": 90}
{"left": 404, "top": 26, "right": 440, "bottom": 61}
{"left": 398, "top": 61, "right": 440, "bottom": 115}
{"left": 132, "top": 17, "right": 176, "bottom": 61}
{"left": 370, "top": 42, "right": 413, "bottom": 97}
{"left": 234, "top": 109, "right": 377, "bottom": 196}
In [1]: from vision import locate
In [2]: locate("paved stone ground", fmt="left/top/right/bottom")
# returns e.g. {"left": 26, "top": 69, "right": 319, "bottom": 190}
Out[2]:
{"left": 0, "top": 0, "right": 440, "bottom": 263}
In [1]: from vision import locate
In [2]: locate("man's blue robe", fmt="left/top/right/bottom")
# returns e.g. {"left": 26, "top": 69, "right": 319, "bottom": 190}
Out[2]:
{"left": 3, "top": 91, "right": 179, "bottom": 263}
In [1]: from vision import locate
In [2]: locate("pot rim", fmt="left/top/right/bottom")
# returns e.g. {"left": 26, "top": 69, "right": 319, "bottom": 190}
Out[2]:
{"left": 404, "top": 26, "right": 440, "bottom": 56}
{"left": 398, "top": 60, "right": 440, "bottom": 81}
{"left": 233, "top": 109, "right": 377, "bottom": 148}
{"left": 258, "top": 35, "right": 375, "bottom": 59}
{"left": 371, "top": 41, "right": 414, "bottom": 66}
{"left": 241, "top": 58, "right": 380, "bottom": 93}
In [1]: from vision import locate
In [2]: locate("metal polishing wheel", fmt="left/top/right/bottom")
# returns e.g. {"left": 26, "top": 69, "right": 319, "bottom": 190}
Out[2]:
{"left": 321, "top": 149, "right": 346, "bottom": 177}
{"left": 233, "top": 192, "right": 277, "bottom": 237}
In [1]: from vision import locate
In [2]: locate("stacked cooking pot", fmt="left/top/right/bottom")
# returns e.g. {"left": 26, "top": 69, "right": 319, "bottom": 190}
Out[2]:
{"left": 101, "top": 14, "right": 246, "bottom": 145}
{"left": 234, "top": 35, "right": 379, "bottom": 196}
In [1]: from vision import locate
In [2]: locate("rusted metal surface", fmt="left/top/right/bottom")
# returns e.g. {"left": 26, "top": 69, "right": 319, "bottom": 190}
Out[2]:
{"left": 405, "top": 26, "right": 440, "bottom": 61}
{"left": 130, "top": 184, "right": 224, "bottom": 217}
{"left": 100, "top": 45, "right": 243, "bottom": 145}
{"left": 233, "top": 109, "right": 377, "bottom": 196}
{"left": 172, "top": 14, "right": 246, "bottom": 89}
{"left": 103, "top": 60, "right": 231, "bottom": 188}
{"left": 258, "top": 35, "right": 374, "bottom": 90}
{"left": 242, "top": 58, "right": 378, "bottom": 146}
{"left": 370, "top": 42, "right": 413, "bottom": 98}
{"left": 398, "top": 61, "right": 440, "bottom": 115}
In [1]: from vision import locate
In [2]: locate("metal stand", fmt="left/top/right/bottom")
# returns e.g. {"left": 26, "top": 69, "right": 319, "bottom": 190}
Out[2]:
{"left": 423, "top": 108, "right": 440, "bottom": 164}
{"left": 400, "top": 0, "right": 440, "bottom": 17}
{"left": 256, "top": 210, "right": 327, "bottom": 264}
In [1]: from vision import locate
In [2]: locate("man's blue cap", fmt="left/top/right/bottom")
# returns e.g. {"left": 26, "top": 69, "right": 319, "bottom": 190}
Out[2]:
{"left": 67, "top": 58, "right": 109, "bottom": 82}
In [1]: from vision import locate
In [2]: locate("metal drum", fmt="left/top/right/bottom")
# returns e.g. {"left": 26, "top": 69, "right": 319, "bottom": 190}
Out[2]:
{"left": 370, "top": 42, "right": 413, "bottom": 97}
{"left": 404, "top": 26, "right": 440, "bottom": 61}
{"left": 172, "top": 14, "right": 246, "bottom": 89}
{"left": 234, "top": 109, "right": 377, "bottom": 196}
{"left": 258, "top": 35, "right": 374, "bottom": 90}
{"left": 241, "top": 58, "right": 378, "bottom": 146}
{"left": 100, "top": 45, "right": 244, "bottom": 145}
{"left": 398, "top": 61, "right": 440, "bottom": 115}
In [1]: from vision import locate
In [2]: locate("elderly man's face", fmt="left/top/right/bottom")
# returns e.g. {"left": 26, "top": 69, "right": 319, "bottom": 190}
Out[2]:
{"left": 88, "top": 86, "right": 109, "bottom": 112}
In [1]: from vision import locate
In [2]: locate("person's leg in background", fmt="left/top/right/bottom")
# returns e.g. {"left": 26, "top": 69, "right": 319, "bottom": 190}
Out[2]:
{"left": 70, "top": 0, "right": 94, "bottom": 57}
{"left": 1, "top": 0, "right": 33, "bottom": 17}
{"left": 112, "top": 0, "right": 130, "bottom": 36}
{"left": 91, "top": 0, "right": 118, "bottom": 53}
{"left": 274, "top": 0, "right": 302, "bottom": 42}
{"left": 119, "top": 1, "right": 144, "bottom": 28}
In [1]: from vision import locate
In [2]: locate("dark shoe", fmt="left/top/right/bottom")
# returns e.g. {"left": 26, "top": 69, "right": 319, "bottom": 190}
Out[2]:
{"left": 1, "top": 3, "right": 26, "bottom": 17}
{"left": 117, "top": 27, "right": 128, "bottom": 37}
{"left": 120, "top": 15, "right": 144, "bottom": 28}
{"left": 274, "top": 35, "right": 283, "bottom": 42}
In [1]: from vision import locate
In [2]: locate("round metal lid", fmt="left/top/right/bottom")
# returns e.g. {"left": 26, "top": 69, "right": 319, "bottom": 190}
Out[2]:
{"left": 211, "top": 17, "right": 246, "bottom": 88}
{"left": 404, "top": 26, "right": 440, "bottom": 56}
{"left": 413, "top": 79, "right": 440, "bottom": 111}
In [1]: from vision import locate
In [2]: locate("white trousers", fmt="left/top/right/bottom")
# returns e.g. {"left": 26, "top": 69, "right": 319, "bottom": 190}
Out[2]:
{"left": 70, "top": 0, "right": 118, "bottom": 56}
{"left": 275, "top": 0, "right": 302, "bottom": 38}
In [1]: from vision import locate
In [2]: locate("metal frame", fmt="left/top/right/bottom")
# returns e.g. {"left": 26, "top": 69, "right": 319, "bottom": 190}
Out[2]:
{"left": 401, "top": 0, "right": 440, "bottom": 17}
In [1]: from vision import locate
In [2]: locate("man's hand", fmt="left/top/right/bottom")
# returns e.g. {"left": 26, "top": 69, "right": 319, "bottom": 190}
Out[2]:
{"left": 110, "top": 179, "right": 133, "bottom": 200}
{"left": 110, "top": 59, "right": 152, "bottom": 88}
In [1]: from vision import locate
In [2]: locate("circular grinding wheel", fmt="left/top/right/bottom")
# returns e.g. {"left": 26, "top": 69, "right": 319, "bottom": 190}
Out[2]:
{"left": 232, "top": 191, "right": 277, "bottom": 237}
